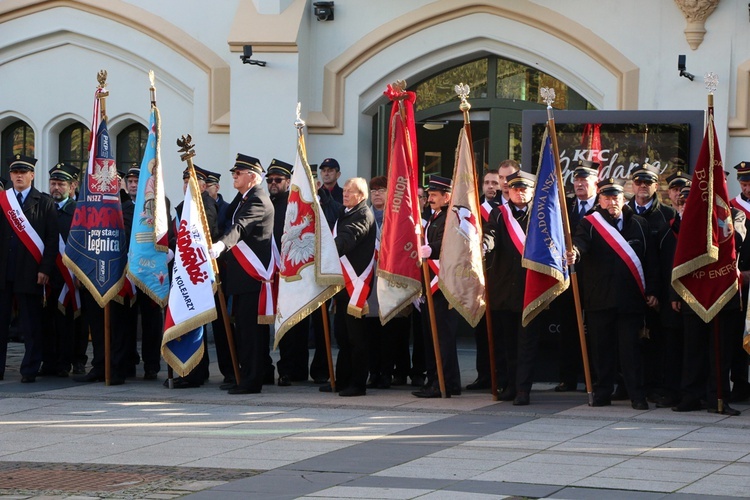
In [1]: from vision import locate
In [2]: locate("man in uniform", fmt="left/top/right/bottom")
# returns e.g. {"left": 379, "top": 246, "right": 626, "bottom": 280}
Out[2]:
{"left": 729, "top": 161, "right": 750, "bottom": 403}
{"left": 266, "top": 158, "right": 308, "bottom": 386}
{"left": 39, "top": 162, "right": 79, "bottom": 378}
{"left": 0, "top": 155, "right": 59, "bottom": 382}
{"left": 627, "top": 164, "right": 676, "bottom": 402}
{"left": 210, "top": 154, "right": 274, "bottom": 395}
{"left": 567, "top": 178, "right": 659, "bottom": 409}
{"left": 483, "top": 170, "right": 536, "bottom": 404}
{"left": 318, "top": 158, "right": 343, "bottom": 204}
{"left": 553, "top": 160, "right": 599, "bottom": 393}
{"left": 413, "top": 175, "right": 462, "bottom": 398}
{"left": 666, "top": 170, "right": 692, "bottom": 207}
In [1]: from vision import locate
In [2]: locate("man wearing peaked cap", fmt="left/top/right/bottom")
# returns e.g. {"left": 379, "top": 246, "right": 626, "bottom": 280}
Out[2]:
{"left": 566, "top": 174, "right": 659, "bottom": 410}
{"left": 124, "top": 166, "right": 140, "bottom": 203}
{"left": 729, "top": 160, "right": 750, "bottom": 404}
{"left": 205, "top": 169, "right": 230, "bottom": 235}
{"left": 0, "top": 155, "right": 59, "bottom": 383}
{"left": 412, "top": 174, "right": 463, "bottom": 399}
{"left": 39, "top": 162, "right": 79, "bottom": 378}
{"left": 626, "top": 163, "right": 677, "bottom": 405}
{"left": 482, "top": 169, "right": 542, "bottom": 405}
{"left": 666, "top": 170, "right": 692, "bottom": 208}
{"left": 209, "top": 152, "right": 275, "bottom": 395}
{"left": 730, "top": 161, "right": 750, "bottom": 218}
{"left": 319, "top": 157, "right": 343, "bottom": 204}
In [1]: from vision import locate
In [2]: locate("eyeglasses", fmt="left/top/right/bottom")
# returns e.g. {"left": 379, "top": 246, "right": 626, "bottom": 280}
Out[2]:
{"left": 633, "top": 179, "right": 654, "bottom": 186}
{"left": 266, "top": 177, "right": 285, "bottom": 184}
{"left": 371, "top": 188, "right": 386, "bottom": 194}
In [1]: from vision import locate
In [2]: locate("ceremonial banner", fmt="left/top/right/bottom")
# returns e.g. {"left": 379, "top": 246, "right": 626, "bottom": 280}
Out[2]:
{"left": 126, "top": 106, "right": 170, "bottom": 307}
{"left": 161, "top": 175, "right": 217, "bottom": 376}
{"left": 522, "top": 134, "right": 569, "bottom": 326}
{"left": 438, "top": 126, "right": 485, "bottom": 327}
{"left": 273, "top": 139, "right": 344, "bottom": 347}
{"left": 672, "top": 111, "right": 737, "bottom": 322}
{"left": 376, "top": 85, "right": 423, "bottom": 324}
{"left": 63, "top": 87, "right": 127, "bottom": 307}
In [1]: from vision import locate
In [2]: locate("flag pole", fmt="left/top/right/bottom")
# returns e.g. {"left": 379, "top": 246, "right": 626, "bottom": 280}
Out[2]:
{"left": 541, "top": 87, "right": 594, "bottom": 406}
{"left": 455, "top": 84, "right": 497, "bottom": 401}
{"left": 391, "top": 81, "right": 447, "bottom": 398}
{"left": 176, "top": 135, "right": 241, "bottom": 386}
{"left": 94, "top": 70, "right": 114, "bottom": 386}
{"left": 294, "top": 112, "right": 337, "bottom": 392}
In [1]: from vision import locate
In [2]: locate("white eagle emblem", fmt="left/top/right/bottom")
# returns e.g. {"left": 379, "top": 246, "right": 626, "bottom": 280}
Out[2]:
{"left": 280, "top": 201, "right": 316, "bottom": 274}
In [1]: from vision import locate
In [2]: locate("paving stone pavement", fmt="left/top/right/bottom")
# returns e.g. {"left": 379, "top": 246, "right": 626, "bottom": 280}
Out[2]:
{"left": 1, "top": 340, "right": 749, "bottom": 499}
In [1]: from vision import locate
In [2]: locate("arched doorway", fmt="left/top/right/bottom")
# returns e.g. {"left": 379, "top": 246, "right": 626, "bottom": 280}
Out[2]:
{"left": 371, "top": 55, "right": 593, "bottom": 182}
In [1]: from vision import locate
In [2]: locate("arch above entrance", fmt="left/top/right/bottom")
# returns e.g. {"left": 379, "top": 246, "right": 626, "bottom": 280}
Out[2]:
{"left": 306, "top": 0, "right": 639, "bottom": 135}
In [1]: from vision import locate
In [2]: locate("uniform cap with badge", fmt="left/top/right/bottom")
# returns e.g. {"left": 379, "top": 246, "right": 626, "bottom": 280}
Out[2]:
{"left": 426, "top": 174, "right": 452, "bottom": 192}
{"left": 8, "top": 154, "right": 37, "bottom": 172}
{"left": 630, "top": 163, "right": 660, "bottom": 183}
{"left": 49, "top": 162, "right": 79, "bottom": 182}
{"left": 572, "top": 160, "right": 599, "bottom": 178}
{"left": 230, "top": 153, "right": 264, "bottom": 175}
{"left": 506, "top": 170, "right": 537, "bottom": 189}
{"left": 666, "top": 170, "right": 692, "bottom": 189}
{"left": 266, "top": 159, "right": 293, "bottom": 178}
{"left": 597, "top": 177, "right": 625, "bottom": 195}
{"left": 734, "top": 161, "right": 750, "bottom": 182}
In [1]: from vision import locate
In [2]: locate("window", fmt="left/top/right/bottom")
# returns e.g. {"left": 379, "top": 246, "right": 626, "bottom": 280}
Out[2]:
{"left": 59, "top": 123, "right": 91, "bottom": 173}
{"left": 1, "top": 120, "right": 35, "bottom": 179}
{"left": 116, "top": 123, "right": 148, "bottom": 172}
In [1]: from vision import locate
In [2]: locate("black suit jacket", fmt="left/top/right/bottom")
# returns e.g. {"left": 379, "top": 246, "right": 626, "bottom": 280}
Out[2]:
{"left": 573, "top": 206, "right": 658, "bottom": 314}
{"left": 219, "top": 185, "right": 274, "bottom": 295}
{"left": 51, "top": 197, "right": 77, "bottom": 290}
{"left": 483, "top": 202, "right": 531, "bottom": 312}
{"left": 0, "top": 187, "right": 59, "bottom": 294}
{"left": 334, "top": 200, "right": 377, "bottom": 275}
{"left": 270, "top": 190, "right": 289, "bottom": 248}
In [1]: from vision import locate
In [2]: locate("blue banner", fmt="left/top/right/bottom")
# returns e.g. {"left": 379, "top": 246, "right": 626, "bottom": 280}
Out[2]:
{"left": 63, "top": 90, "right": 128, "bottom": 307}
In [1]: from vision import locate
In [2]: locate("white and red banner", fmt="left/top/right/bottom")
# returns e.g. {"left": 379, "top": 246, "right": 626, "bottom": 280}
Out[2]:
{"left": 438, "top": 125, "right": 486, "bottom": 327}
{"left": 161, "top": 173, "right": 217, "bottom": 376}
{"left": 273, "top": 137, "right": 344, "bottom": 348}
{"left": 376, "top": 85, "right": 423, "bottom": 324}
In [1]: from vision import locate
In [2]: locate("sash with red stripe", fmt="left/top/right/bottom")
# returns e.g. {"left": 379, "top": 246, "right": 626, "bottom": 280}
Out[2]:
{"left": 500, "top": 204, "right": 526, "bottom": 255}
{"left": 587, "top": 212, "right": 645, "bottom": 296}
{"left": 731, "top": 196, "right": 750, "bottom": 218}
{"left": 340, "top": 254, "right": 375, "bottom": 317}
{"left": 480, "top": 200, "right": 493, "bottom": 222}
{"left": 0, "top": 190, "right": 44, "bottom": 264}
{"left": 56, "top": 235, "right": 80, "bottom": 316}
{"left": 231, "top": 241, "right": 277, "bottom": 324}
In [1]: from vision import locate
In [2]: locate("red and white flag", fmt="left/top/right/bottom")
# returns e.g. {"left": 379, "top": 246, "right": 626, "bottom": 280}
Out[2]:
{"left": 376, "top": 85, "right": 423, "bottom": 324}
{"left": 273, "top": 137, "right": 344, "bottom": 347}
{"left": 438, "top": 125, "right": 486, "bottom": 327}
{"left": 672, "top": 107, "right": 737, "bottom": 322}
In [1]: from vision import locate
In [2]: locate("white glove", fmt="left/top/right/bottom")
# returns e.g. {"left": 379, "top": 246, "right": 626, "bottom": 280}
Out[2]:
{"left": 166, "top": 249, "right": 175, "bottom": 263}
{"left": 419, "top": 244, "right": 432, "bottom": 259}
{"left": 209, "top": 241, "right": 226, "bottom": 259}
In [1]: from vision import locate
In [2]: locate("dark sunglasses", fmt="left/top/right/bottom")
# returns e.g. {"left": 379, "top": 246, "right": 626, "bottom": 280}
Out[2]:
{"left": 633, "top": 179, "right": 654, "bottom": 186}
{"left": 266, "top": 177, "right": 285, "bottom": 184}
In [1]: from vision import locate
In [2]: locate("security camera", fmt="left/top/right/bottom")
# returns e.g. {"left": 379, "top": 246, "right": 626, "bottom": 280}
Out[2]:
{"left": 313, "top": 1, "right": 334, "bottom": 21}
{"left": 240, "top": 45, "right": 267, "bottom": 67}
{"left": 678, "top": 54, "right": 694, "bottom": 81}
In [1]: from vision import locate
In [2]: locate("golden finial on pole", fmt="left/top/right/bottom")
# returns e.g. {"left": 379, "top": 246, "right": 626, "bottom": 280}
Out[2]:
{"left": 96, "top": 69, "right": 109, "bottom": 122}
{"left": 176, "top": 134, "right": 196, "bottom": 162}
{"left": 455, "top": 83, "right": 471, "bottom": 123}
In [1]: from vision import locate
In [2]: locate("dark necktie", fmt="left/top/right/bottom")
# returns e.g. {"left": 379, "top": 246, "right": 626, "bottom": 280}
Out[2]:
{"left": 579, "top": 200, "right": 587, "bottom": 218}
{"left": 636, "top": 205, "right": 645, "bottom": 215}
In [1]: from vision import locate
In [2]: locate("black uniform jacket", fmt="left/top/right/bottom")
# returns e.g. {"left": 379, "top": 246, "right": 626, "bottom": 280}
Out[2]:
{"left": 51, "top": 196, "right": 76, "bottom": 290}
{"left": 219, "top": 185, "right": 274, "bottom": 295}
{"left": 0, "top": 187, "right": 59, "bottom": 294}
{"left": 334, "top": 199, "right": 377, "bottom": 277}
{"left": 573, "top": 205, "right": 658, "bottom": 314}
{"left": 483, "top": 201, "right": 531, "bottom": 312}
{"left": 270, "top": 190, "right": 289, "bottom": 248}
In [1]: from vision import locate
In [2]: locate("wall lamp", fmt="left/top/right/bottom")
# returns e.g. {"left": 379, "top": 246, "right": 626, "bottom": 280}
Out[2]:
{"left": 313, "top": 1, "right": 334, "bottom": 21}
{"left": 240, "top": 45, "right": 266, "bottom": 67}
{"left": 678, "top": 54, "right": 694, "bottom": 81}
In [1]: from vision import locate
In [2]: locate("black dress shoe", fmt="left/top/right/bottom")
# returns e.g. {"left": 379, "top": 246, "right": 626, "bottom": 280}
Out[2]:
{"left": 377, "top": 379, "right": 391, "bottom": 389}
{"left": 498, "top": 388, "right": 516, "bottom": 401}
{"left": 672, "top": 398, "right": 701, "bottom": 412}
{"left": 655, "top": 395, "right": 679, "bottom": 408}
{"left": 74, "top": 371, "right": 105, "bottom": 383}
{"left": 366, "top": 378, "right": 380, "bottom": 389}
{"left": 144, "top": 371, "right": 158, "bottom": 380}
{"left": 72, "top": 363, "right": 86, "bottom": 375}
{"left": 591, "top": 397, "right": 611, "bottom": 407}
{"left": 228, "top": 386, "right": 261, "bottom": 395}
{"left": 412, "top": 386, "right": 447, "bottom": 398}
{"left": 466, "top": 378, "right": 491, "bottom": 390}
{"left": 263, "top": 371, "right": 275, "bottom": 385}
{"left": 513, "top": 391, "right": 530, "bottom": 406}
{"left": 278, "top": 375, "right": 291, "bottom": 387}
{"left": 708, "top": 404, "right": 741, "bottom": 416}
{"left": 312, "top": 376, "right": 329, "bottom": 384}
{"left": 108, "top": 377, "right": 125, "bottom": 386}
{"left": 171, "top": 377, "right": 201, "bottom": 389}
{"left": 220, "top": 382, "right": 237, "bottom": 391}
{"left": 21, "top": 376, "right": 36, "bottom": 383}
{"left": 554, "top": 382, "right": 577, "bottom": 392}
{"left": 410, "top": 375, "right": 426, "bottom": 387}
{"left": 631, "top": 399, "right": 649, "bottom": 410}
{"left": 339, "top": 387, "right": 366, "bottom": 397}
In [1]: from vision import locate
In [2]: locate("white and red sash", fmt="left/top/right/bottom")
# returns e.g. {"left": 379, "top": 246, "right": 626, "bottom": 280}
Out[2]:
{"left": 333, "top": 220, "right": 376, "bottom": 317}
{"left": 231, "top": 241, "right": 277, "bottom": 324}
{"left": 587, "top": 212, "right": 646, "bottom": 296}
{"left": 424, "top": 215, "right": 440, "bottom": 294}
{"left": 56, "top": 235, "right": 80, "bottom": 316}
{"left": 480, "top": 200, "right": 493, "bottom": 222}
{"left": 731, "top": 196, "right": 750, "bottom": 218}
{"left": 0, "top": 190, "right": 44, "bottom": 264}
{"left": 500, "top": 204, "right": 526, "bottom": 255}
